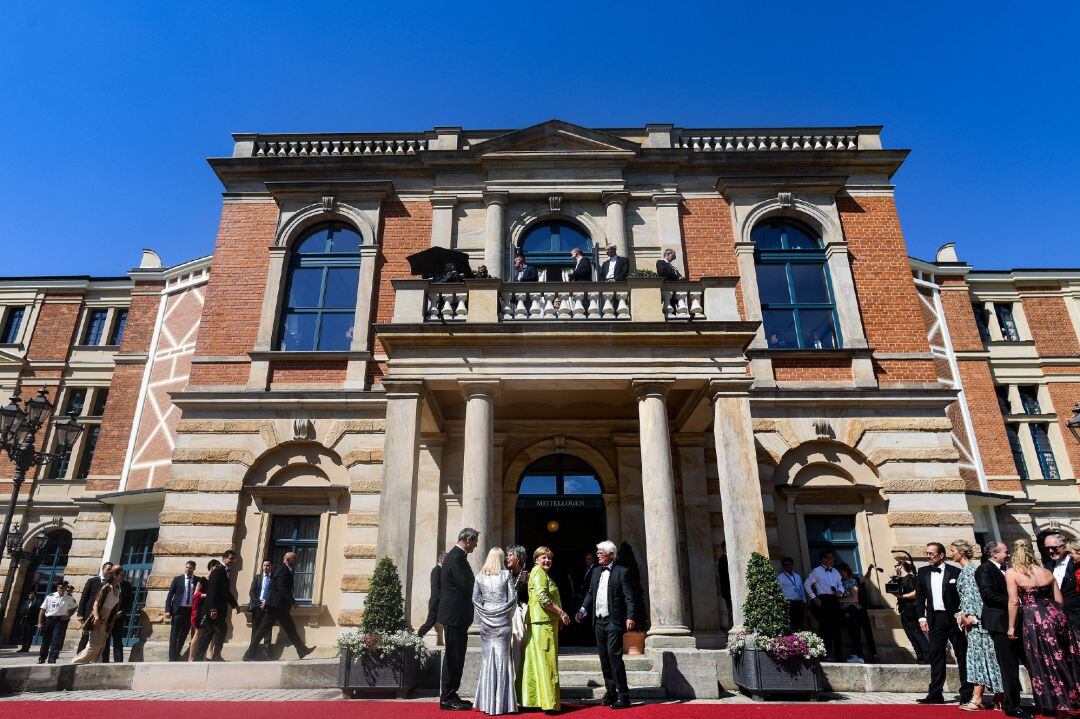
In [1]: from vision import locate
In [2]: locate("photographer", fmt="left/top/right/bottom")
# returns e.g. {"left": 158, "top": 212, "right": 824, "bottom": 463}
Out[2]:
{"left": 893, "top": 559, "right": 929, "bottom": 663}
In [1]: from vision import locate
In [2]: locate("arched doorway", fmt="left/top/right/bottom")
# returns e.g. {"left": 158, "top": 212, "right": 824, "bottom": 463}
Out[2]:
{"left": 517, "top": 220, "right": 593, "bottom": 281}
{"left": 515, "top": 454, "right": 606, "bottom": 646}
{"left": 10, "top": 529, "right": 71, "bottom": 645}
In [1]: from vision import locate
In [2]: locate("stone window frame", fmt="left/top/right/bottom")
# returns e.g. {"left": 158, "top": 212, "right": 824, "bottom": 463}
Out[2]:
{"left": 249, "top": 187, "right": 389, "bottom": 390}
{"left": 731, "top": 193, "right": 873, "bottom": 387}
{"left": 508, "top": 203, "right": 608, "bottom": 272}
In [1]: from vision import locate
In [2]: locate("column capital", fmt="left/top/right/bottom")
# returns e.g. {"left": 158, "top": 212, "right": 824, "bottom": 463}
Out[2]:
{"left": 708, "top": 377, "right": 754, "bottom": 400}
{"left": 429, "top": 195, "right": 458, "bottom": 209}
{"left": 459, "top": 378, "right": 500, "bottom": 399}
{"left": 483, "top": 191, "right": 509, "bottom": 207}
{"left": 652, "top": 192, "right": 683, "bottom": 208}
{"left": 602, "top": 190, "right": 629, "bottom": 206}
{"left": 632, "top": 377, "right": 675, "bottom": 400}
{"left": 382, "top": 379, "right": 425, "bottom": 399}
{"left": 267, "top": 245, "right": 290, "bottom": 258}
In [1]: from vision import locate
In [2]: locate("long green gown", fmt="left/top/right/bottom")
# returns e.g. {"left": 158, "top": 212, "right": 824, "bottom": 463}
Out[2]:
{"left": 520, "top": 566, "right": 561, "bottom": 711}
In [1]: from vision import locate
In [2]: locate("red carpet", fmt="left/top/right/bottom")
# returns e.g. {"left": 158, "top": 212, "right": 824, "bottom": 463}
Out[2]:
{"left": 0, "top": 702, "right": 968, "bottom": 718}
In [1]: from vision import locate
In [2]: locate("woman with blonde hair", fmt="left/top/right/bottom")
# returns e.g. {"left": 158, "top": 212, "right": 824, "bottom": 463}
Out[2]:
{"left": 521, "top": 546, "right": 569, "bottom": 713}
{"left": 950, "top": 539, "right": 1002, "bottom": 711}
{"left": 1006, "top": 538, "right": 1080, "bottom": 715}
{"left": 472, "top": 547, "right": 518, "bottom": 715}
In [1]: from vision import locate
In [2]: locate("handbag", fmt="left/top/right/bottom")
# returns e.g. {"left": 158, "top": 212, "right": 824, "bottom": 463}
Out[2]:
{"left": 512, "top": 602, "right": 527, "bottom": 644}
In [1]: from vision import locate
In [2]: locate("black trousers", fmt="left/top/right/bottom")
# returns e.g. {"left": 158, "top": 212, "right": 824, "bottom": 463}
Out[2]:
{"left": 841, "top": 605, "right": 863, "bottom": 658}
{"left": 168, "top": 609, "right": 192, "bottom": 661}
{"left": 900, "top": 612, "right": 929, "bottom": 661}
{"left": 109, "top": 615, "right": 125, "bottom": 661}
{"left": 440, "top": 624, "right": 468, "bottom": 703}
{"left": 194, "top": 613, "right": 227, "bottom": 661}
{"left": 988, "top": 629, "right": 1022, "bottom": 711}
{"left": 810, "top": 595, "right": 843, "bottom": 660}
{"left": 37, "top": 617, "right": 69, "bottom": 663}
{"left": 417, "top": 598, "right": 439, "bottom": 637}
{"left": 249, "top": 606, "right": 304, "bottom": 657}
{"left": 594, "top": 617, "right": 628, "bottom": 696}
{"left": 787, "top": 600, "right": 805, "bottom": 631}
{"left": 18, "top": 621, "right": 37, "bottom": 651}
{"left": 926, "top": 610, "right": 972, "bottom": 701}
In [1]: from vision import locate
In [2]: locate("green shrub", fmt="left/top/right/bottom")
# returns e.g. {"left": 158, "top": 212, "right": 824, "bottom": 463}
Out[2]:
{"left": 741, "top": 552, "right": 790, "bottom": 637}
{"left": 628, "top": 268, "right": 659, "bottom": 278}
{"left": 362, "top": 555, "right": 407, "bottom": 634}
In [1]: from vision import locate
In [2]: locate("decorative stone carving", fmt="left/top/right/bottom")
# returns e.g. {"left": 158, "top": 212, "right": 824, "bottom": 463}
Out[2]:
{"left": 549, "top": 193, "right": 562, "bottom": 213}
{"left": 813, "top": 419, "right": 834, "bottom": 440}
{"left": 293, "top": 418, "right": 315, "bottom": 441}
{"left": 322, "top": 195, "right": 335, "bottom": 213}
{"left": 778, "top": 191, "right": 795, "bottom": 208}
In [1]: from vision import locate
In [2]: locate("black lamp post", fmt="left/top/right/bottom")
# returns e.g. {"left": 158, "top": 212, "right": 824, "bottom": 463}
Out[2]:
{"left": 0, "top": 389, "right": 83, "bottom": 625}
{"left": 1067, "top": 404, "right": 1080, "bottom": 445}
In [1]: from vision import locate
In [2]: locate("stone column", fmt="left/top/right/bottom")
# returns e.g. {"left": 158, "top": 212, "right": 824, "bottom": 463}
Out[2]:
{"left": 461, "top": 380, "right": 499, "bottom": 574}
{"left": 633, "top": 379, "right": 690, "bottom": 637}
{"left": 376, "top": 381, "right": 424, "bottom": 579}
{"left": 675, "top": 435, "right": 723, "bottom": 641}
{"left": 709, "top": 379, "right": 768, "bottom": 628}
{"left": 483, "top": 192, "right": 509, "bottom": 278}
{"left": 603, "top": 191, "right": 630, "bottom": 260}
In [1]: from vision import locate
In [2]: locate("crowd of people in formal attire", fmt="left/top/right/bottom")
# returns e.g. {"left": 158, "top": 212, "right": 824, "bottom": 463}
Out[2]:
{"left": 429, "top": 528, "right": 637, "bottom": 714}
{"left": 430, "top": 244, "right": 686, "bottom": 285}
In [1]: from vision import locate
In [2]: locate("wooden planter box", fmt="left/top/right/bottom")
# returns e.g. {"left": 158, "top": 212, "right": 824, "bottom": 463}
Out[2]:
{"left": 731, "top": 646, "right": 823, "bottom": 701}
{"left": 339, "top": 646, "right": 419, "bottom": 698}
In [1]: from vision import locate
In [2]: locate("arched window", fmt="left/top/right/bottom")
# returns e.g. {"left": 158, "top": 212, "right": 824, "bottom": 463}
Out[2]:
{"left": 278, "top": 222, "right": 362, "bottom": 351}
{"left": 518, "top": 220, "right": 592, "bottom": 280}
{"left": 753, "top": 218, "right": 841, "bottom": 350}
{"left": 518, "top": 454, "right": 602, "bottom": 495}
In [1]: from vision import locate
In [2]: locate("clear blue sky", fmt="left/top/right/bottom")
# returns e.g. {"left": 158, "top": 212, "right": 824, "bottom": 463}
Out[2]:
{"left": 3, "top": 3, "right": 1078, "bottom": 275}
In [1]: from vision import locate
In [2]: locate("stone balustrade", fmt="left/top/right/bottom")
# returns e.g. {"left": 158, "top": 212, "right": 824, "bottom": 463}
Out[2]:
{"left": 661, "top": 285, "right": 705, "bottom": 320}
{"left": 500, "top": 286, "right": 631, "bottom": 321}
{"left": 425, "top": 288, "right": 468, "bottom": 322}
{"left": 676, "top": 133, "right": 858, "bottom": 152}
{"left": 249, "top": 136, "right": 428, "bottom": 157}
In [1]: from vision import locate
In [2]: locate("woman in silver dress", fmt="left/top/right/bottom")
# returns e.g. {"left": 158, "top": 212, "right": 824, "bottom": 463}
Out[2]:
{"left": 473, "top": 547, "right": 519, "bottom": 715}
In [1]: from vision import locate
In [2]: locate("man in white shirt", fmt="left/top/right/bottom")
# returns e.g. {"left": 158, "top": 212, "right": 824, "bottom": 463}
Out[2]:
{"left": 37, "top": 582, "right": 77, "bottom": 664}
{"left": 576, "top": 540, "right": 636, "bottom": 709}
{"left": 778, "top": 557, "right": 808, "bottom": 630}
{"left": 803, "top": 551, "right": 845, "bottom": 661}
{"left": 1043, "top": 533, "right": 1079, "bottom": 630}
{"left": 600, "top": 244, "right": 628, "bottom": 282}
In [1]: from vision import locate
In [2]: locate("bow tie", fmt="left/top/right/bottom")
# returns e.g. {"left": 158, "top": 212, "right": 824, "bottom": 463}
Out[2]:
{"left": 600, "top": 566, "right": 611, "bottom": 572}
{"left": 930, "top": 567, "right": 943, "bottom": 573}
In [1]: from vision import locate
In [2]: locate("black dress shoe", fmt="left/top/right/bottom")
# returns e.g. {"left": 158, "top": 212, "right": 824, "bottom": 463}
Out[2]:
{"left": 297, "top": 645, "right": 315, "bottom": 660}
{"left": 1003, "top": 710, "right": 1033, "bottom": 719}
{"left": 916, "top": 696, "right": 946, "bottom": 705}
{"left": 601, "top": 692, "right": 615, "bottom": 706}
{"left": 612, "top": 695, "right": 632, "bottom": 710}
{"left": 439, "top": 700, "right": 470, "bottom": 711}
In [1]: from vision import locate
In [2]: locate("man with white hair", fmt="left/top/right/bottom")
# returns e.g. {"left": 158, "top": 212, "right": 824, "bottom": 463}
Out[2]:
{"left": 576, "top": 539, "right": 636, "bottom": 710}
{"left": 600, "top": 244, "right": 629, "bottom": 282}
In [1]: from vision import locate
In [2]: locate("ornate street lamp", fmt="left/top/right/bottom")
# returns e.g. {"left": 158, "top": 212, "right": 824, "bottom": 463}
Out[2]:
{"left": 1067, "top": 404, "right": 1080, "bottom": 445}
{"left": 0, "top": 389, "right": 83, "bottom": 624}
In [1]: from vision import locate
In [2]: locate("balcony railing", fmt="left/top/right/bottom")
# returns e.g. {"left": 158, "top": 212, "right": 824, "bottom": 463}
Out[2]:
{"left": 391, "top": 278, "right": 737, "bottom": 325}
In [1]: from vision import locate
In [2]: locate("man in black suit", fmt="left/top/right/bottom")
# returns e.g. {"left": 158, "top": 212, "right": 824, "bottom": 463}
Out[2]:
{"left": 656, "top": 249, "right": 684, "bottom": 281}
{"left": 977, "top": 541, "right": 1030, "bottom": 718}
{"left": 76, "top": 561, "right": 112, "bottom": 655}
{"left": 600, "top": 244, "right": 629, "bottom": 282}
{"left": 438, "top": 527, "right": 478, "bottom": 711}
{"left": 568, "top": 247, "right": 592, "bottom": 281}
{"left": 108, "top": 568, "right": 135, "bottom": 662}
{"left": 245, "top": 552, "right": 313, "bottom": 661}
{"left": 164, "top": 560, "right": 198, "bottom": 661}
{"left": 512, "top": 256, "right": 539, "bottom": 282}
{"left": 244, "top": 559, "right": 274, "bottom": 656}
{"left": 417, "top": 551, "right": 445, "bottom": 638}
{"left": 16, "top": 589, "right": 44, "bottom": 652}
{"left": 194, "top": 549, "right": 239, "bottom": 661}
{"left": 576, "top": 540, "right": 637, "bottom": 710}
{"left": 915, "top": 542, "right": 973, "bottom": 705}
{"left": 1043, "top": 533, "right": 1079, "bottom": 630}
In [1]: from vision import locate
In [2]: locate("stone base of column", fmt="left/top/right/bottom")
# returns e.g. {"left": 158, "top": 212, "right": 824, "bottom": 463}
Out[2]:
{"left": 645, "top": 633, "right": 696, "bottom": 649}
{"left": 691, "top": 630, "right": 727, "bottom": 649}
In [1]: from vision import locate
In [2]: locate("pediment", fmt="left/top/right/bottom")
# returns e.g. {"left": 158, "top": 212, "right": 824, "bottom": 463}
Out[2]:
{"left": 474, "top": 120, "right": 640, "bottom": 158}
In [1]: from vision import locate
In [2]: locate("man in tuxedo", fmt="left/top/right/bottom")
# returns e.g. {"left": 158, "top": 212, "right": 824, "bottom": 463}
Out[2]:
{"left": 194, "top": 549, "right": 239, "bottom": 661}
{"left": 417, "top": 551, "right": 445, "bottom": 638}
{"left": 245, "top": 552, "right": 313, "bottom": 661}
{"left": 576, "top": 540, "right": 636, "bottom": 710}
{"left": 438, "top": 528, "right": 478, "bottom": 711}
{"left": 656, "top": 249, "right": 684, "bottom": 281}
{"left": 512, "top": 255, "right": 539, "bottom": 282}
{"left": 164, "top": 560, "right": 198, "bottom": 661}
{"left": 243, "top": 559, "right": 274, "bottom": 656}
{"left": 600, "top": 244, "right": 629, "bottom": 282}
{"left": 977, "top": 541, "right": 1030, "bottom": 718}
{"left": 803, "top": 550, "right": 844, "bottom": 661}
{"left": 76, "top": 561, "right": 112, "bottom": 655}
{"left": 568, "top": 247, "right": 592, "bottom": 281}
{"left": 1043, "top": 533, "right": 1079, "bottom": 630}
{"left": 915, "top": 542, "right": 972, "bottom": 705}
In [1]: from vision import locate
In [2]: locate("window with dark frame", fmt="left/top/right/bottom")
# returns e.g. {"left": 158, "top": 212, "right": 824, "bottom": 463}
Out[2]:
{"left": 995, "top": 386, "right": 1011, "bottom": 415}
{"left": 90, "top": 389, "right": 109, "bottom": 417}
{"left": 64, "top": 388, "right": 87, "bottom": 417}
{"left": 82, "top": 309, "right": 109, "bottom": 345}
{"left": 994, "top": 303, "right": 1021, "bottom": 341}
{"left": 107, "top": 309, "right": 128, "bottom": 346}
{"left": 1005, "top": 424, "right": 1029, "bottom": 480}
{"left": 74, "top": 425, "right": 100, "bottom": 479}
{"left": 268, "top": 515, "right": 320, "bottom": 603}
{"left": 1018, "top": 386, "right": 1041, "bottom": 415}
{"left": 972, "top": 304, "right": 992, "bottom": 342}
{"left": 518, "top": 220, "right": 594, "bottom": 281}
{"left": 1, "top": 306, "right": 26, "bottom": 343}
{"left": 1030, "top": 424, "right": 1059, "bottom": 479}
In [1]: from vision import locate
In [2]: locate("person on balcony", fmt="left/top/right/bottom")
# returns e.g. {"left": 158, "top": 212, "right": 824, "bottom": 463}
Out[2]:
{"left": 434, "top": 262, "right": 464, "bottom": 283}
{"left": 656, "top": 249, "right": 684, "bottom": 281}
{"left": 513, "top": 256, "right": 538, "bottom": 282}
{"left": 568, "top": 247, "right": 592, "bottom": 282}
{"left": 600, "top": 244, "right": 629, "bottom": 282}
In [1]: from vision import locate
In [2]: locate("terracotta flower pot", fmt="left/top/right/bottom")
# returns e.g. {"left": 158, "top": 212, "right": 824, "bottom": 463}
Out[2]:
{"left": 622, "top": 630, "right": 646, "bottom": 655}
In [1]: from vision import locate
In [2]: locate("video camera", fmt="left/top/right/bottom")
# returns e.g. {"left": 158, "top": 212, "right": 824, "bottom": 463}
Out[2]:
{"left": 884, "top": 549, "right": 915, "bottom": 595}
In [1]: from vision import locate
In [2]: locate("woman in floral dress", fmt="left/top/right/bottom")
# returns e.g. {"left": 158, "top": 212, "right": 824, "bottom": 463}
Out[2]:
{"left": 1006, "top": 538, "right": 1080, "bottom": 717}
{"left": 950, "top": 539, "right": 1002, "bottom": 711}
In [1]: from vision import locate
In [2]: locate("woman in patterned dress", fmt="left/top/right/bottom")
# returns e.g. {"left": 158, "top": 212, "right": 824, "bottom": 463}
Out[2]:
{"left": 950, "top": 539, "right": 1002, "bottom": 711}
{"left": 520, "top": 546, "right": 570, "bottom": 713}
{"left": 1006, "top": 538, "right": 1080, "bottom": 717}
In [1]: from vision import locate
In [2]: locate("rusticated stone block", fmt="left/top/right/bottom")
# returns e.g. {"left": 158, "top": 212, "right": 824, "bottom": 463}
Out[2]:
{"left": 888, "top": 510, "right": 974, "bottom": 527}
{"left": 844, "top": 417, "right": 953, "bottom": 448}
{"left": 883, "top": 477, "right": 967, "bottom": 493}
{"left": 153, "top": 540, "right": 236, "bottom": 556}
{"left": 347, "top": 512, "right": 379, "bottom": 527}
{"left": 164, "top": 478, "right": 243, "bottom": 493}
{"left": 338, "top": 610, "right": 364, "bottom": 626}
{"left": 159, "top": 510, "right": 239, "bottom": 526}
{"left": 344, "top": 544, "right": 377, "bottom": 559}
{"left": 350, "top": 478, "right": 382, "bottom": 493}
{"left": 75, "top": 512, "right": 112, "bottom": 523}
{"left": 177, "top": 419, "right": 271, "bottom": 434}
{"left": 342, "top": 449, "right": 385, "bottom": 467}
{"left": 173, "top": 448, "right": 256, "bottom": 466}
{"left": 868, "top": 446, "right": 960, "bottom": 465}
{"left": 340, "top": 575, "right": 372, "bottom": 591}
{"left": 72, "top": 527, "right": 109, "bottom": 541}
{"left": 325, "top": 419, "right": 386, "bottom": 448}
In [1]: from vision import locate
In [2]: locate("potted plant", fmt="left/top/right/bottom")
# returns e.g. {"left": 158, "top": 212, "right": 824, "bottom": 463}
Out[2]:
{"left": 628, "top": 268, "right": 659, "bottom": 279}
{"left": 616, "top": 541, "right": 649, "bottom": 655}
{"left": 336, "top": 556, "right": 430, "bottom": 698}
{"left": 729, "top": 552, "right": 825, "bottom": 700}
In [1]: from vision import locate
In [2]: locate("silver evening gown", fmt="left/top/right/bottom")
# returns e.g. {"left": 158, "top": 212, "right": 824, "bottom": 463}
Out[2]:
{"left": 472, "top": 569, "right": 519, "bottom": 715}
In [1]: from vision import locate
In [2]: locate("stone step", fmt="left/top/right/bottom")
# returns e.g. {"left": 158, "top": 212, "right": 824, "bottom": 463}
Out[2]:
{"left": 561, "top": 686, "right": 668, "bottom": 701}
{"left": 556, "top": 656, "right": 653, "bottom": 672}
{"left": 557, "top": 670, "right": 661, "bottom": 688}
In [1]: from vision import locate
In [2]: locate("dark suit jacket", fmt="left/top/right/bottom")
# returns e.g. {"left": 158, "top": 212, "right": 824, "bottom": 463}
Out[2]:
{"left": 514, "top": 265, "right": 539, "bottom": 282}
{"left": 427, "top": 564, "right": 442, "bottom": 613}
{"left": 656, "top": 259, "right": 683, "bottom": 281}
{"left": 600, "top": 256, "right": 629, "bottom": 281}
{"left": 249, "top": 571, "right": 272, "bottom": 610}
{"left": 78, "top": 576, "right": 105, "bottom": 619}
{"left": 202, "top": 564, "right": 238, "bottom": 615}
{"left": 267, "top": 565, "right": 297, "bottom": 610}
{"left": 580, "top": 564, "right": 636, "bottom": 627}
{"left": 975, "top": 561, "right": 1011, "bottom": 634}
{"left": 437, "top": 545, "right": 475, "bottom": 627}
{"left": 568, "top": 257, "right": 592, "bottom": 282}
{"left": 716, "top": 555, "right": 731, "bottom": 603}
{"left": 914, "top": 563, "right": 962, "bottom": 626}
{"left": 165, "top": 574, "right": 199, "bottom": 615}
{"left": 1047, "top": 557, "right": 1080, "bottom": 626}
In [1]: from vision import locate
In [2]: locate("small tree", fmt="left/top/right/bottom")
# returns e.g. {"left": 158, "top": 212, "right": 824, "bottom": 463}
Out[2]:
{"left": 616, "top": 541, "right": 650, "bottom": 631}
{"left": 741, "top": 552, "right": 790, "bottom": 637}
{"left": 362, "top": 556, "right": 407, "bottom": 634}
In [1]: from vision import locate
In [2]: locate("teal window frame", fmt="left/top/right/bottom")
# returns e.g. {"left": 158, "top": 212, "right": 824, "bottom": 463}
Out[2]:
{"left": 1030, "top": 424, "right": 1059, "bottom": 479}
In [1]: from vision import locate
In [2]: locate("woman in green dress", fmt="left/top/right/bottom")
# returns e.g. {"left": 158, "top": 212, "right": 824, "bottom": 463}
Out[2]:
{"left": 521, "top": 546, "right": 570, "bottom": 712}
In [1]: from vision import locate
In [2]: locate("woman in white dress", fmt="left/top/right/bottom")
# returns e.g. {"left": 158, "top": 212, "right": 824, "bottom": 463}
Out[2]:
{"left": 72, "top": 564, "right": 123, "bottom": 664}
{"left": 472, "top": 547, "right": 519, "bottom": 715}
